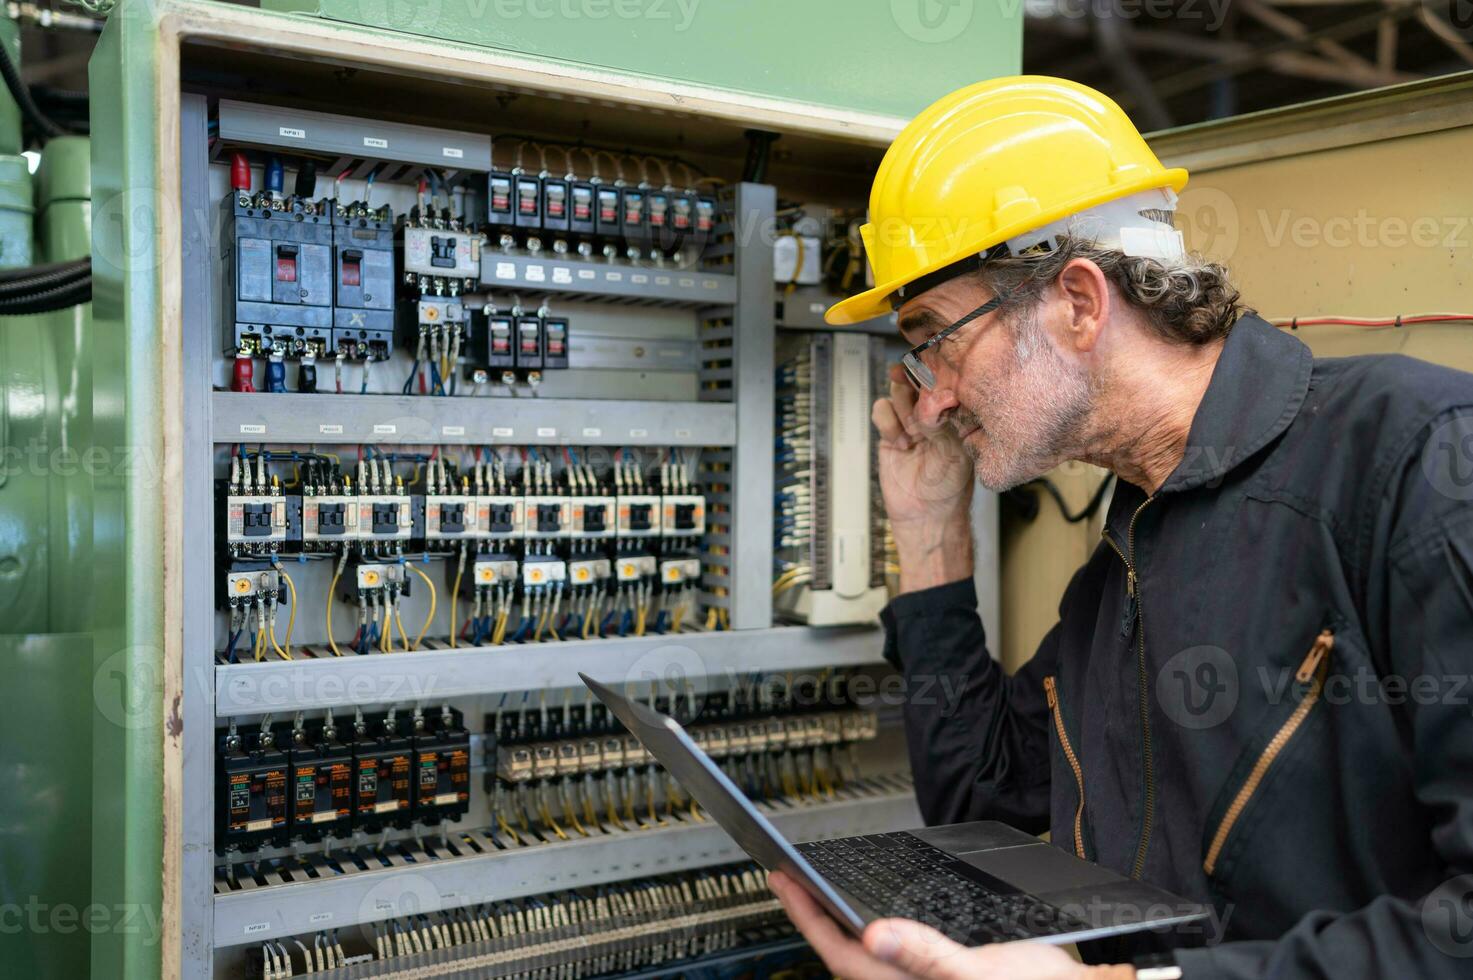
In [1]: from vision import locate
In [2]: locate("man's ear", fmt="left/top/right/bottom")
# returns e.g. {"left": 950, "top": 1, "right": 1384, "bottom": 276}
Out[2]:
{"left": 1054, "top": 258, "right": 1110, "bottom": 353}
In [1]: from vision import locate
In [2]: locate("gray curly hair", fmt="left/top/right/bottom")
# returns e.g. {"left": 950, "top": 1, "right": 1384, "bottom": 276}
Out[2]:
{"left": 975, "top": 237, "right": 1250, "bottom": 346}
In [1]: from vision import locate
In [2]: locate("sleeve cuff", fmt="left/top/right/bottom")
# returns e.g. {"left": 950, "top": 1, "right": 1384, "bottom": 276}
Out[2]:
{"left": 880, "top": 578, "right": 978, "bottom": 670}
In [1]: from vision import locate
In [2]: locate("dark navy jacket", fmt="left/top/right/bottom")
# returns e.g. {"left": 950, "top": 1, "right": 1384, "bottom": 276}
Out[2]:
{"left": 881, "top": 315, "right": 1473, "bottom": 976}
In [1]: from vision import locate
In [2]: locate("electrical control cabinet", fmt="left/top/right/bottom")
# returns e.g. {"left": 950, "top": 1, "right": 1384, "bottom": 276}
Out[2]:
{"left": 120, "top": 8, "right": 965, "bottom": 976}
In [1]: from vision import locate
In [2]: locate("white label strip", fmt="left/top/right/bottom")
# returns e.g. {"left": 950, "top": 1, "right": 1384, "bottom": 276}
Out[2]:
{"left": 373, "top": 424, "right": 397, "bottom": 435}
{"left": 239, "top": 423, "right": 266, "bottom": 434}
{"left": 493, "top": 426, "right": 514, "bottom": 438}
{"left": 442, "top": 146, "right": 465, "bottom": 159}
{"left": 319, "top": 423, "right": 343, "bottom": 435}
{"left": 363, "top": 136, "right": 388, "bottom": 149}
{"left": 582, "top": 427, "right": 602, "bottom": 438}
{"left": 442, "top": 425, "right": 466, "bottom": 436}
{"left": 536, "top": 427, "right": 556, "bottom": 438}
{"left": 278, "top": 127, "right": 305, "bottom": 140}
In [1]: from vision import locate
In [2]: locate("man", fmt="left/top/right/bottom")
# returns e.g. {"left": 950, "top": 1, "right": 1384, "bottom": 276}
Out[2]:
{"left": 767, "top": 76, "right": 1473, "bottom": 979}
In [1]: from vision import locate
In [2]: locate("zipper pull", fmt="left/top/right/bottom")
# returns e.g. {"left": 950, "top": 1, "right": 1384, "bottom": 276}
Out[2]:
{"left": 1296, "top": 629, "right": 1335, "bottom": 683}
{"left": 1044, "top": 676, "right": 1058, "bottom": 708}
{"left": 1120, "top": 568, "right": 1138, "bottom": 638}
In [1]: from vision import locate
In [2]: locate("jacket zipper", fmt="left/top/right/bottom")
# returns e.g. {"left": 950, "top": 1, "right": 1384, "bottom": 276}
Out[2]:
{"left": 1102, "top": 494, "right": 1157, "bottom": 879}
{"left": 1203, "top": 629, "right": 1335, "bottom": 876}
{"left": 1043, "top": 676, "right": 1087, "bottom": 860}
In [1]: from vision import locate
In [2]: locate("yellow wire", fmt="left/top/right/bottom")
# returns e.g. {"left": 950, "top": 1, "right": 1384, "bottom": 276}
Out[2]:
{"left": 493, "top": 609, "right": 509, "bottom": 645}
{"left": 718, "top": 608, "right": 730, "bottom": 630}
{"left": 540, "top": 797, "right": 569, "bottom": 840}
{"left": 563, "top": 793, "right": 588, "bottom": 837}
{"left": 395, "top": 607, "right": 409, "bottom": 653}
{"left": 497, "top": 811, "right": 522, "bottom": 846}
{"left": 690, "top": 799, "right": 703, "bottom": 822}
{"left": 254, "top": 624, "right": 266, "bottom": 662}
{"left": 268, "top": 603, "right": 288, "bottom": 661}
{"left": 582, "top": 783, "right": 599, "bottom": 830}
{"left": 326, "top": 560, "right": 345, "bottom": 657}
{"left": 704, "top": 607, "right": 718, "bottom": 631}
{"left": 274, "top": 565, "right": 298, "bottom": 659}
{"left": 670, "top": 604, "right": 684, "bottom": 635}
{"left": 406, "top": 564, "right": 437, "bottom": 650}
{"left": 449, "top": 552, "right": 465, "bottom": 649}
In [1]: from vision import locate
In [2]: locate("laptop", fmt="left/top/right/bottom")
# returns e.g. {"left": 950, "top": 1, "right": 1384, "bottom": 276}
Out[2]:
{"left": 580, "top": 673, "right": 1209, "bottom": 946}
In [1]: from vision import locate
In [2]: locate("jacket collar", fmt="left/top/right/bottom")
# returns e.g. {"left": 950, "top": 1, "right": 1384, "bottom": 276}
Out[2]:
{"left": 1158, "top": 313, "right": 1313, "bottom": 494}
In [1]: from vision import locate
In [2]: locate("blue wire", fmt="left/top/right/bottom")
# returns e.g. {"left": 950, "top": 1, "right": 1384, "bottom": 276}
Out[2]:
{"left": 224, "top": 629, "right": 242, "bottom": 663}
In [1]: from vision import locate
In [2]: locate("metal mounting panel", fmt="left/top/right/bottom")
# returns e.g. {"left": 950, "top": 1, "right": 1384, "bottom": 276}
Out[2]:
{"left": 215, "top": 625, "right": 886, "bottom": 717}
{"left": 480, "top": 252, "right": 737, "bottom": 305}
{"left": 212, "top": 392, "right": 737, "bottom": 446}
{"left": 216, "top": 99, "right": 492, "bottom": 172}
{"left": 212, "top": 786, "right": 921, "bottom": 947}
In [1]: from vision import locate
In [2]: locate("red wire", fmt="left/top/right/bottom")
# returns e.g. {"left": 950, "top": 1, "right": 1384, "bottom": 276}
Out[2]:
{"left": 1271, "top": 314, "right": 1473, "bottom": 329}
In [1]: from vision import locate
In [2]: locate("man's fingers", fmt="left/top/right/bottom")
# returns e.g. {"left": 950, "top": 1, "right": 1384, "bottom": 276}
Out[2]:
{"left": 769, "top": 874, "right": 913, "bottom": 980}
{"left": 872, "top": 399, "right": 911, "bottom": 451}
{"left": 863, "top": 917, "right": 971, "bottom": 980}
{"left": 888, "top": 368, "right": 921, "bottom": 435}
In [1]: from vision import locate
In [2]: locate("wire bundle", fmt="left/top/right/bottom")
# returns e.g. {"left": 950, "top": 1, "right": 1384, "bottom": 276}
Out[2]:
{"left": 773, "top": 349, "right": 813, "bottom": 597}
{"left": 0, "top": 258, "right": 92, "bottom": 315}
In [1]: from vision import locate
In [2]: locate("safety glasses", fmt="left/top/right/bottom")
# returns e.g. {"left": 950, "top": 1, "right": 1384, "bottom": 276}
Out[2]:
{"left": 900, "top": 292, "right": 1008, "bottom": 390}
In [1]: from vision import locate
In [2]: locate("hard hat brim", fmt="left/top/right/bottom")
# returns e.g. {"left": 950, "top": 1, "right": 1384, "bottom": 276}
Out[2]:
{"left": 823, "top": 168, "right": 1189, "bottom": 327}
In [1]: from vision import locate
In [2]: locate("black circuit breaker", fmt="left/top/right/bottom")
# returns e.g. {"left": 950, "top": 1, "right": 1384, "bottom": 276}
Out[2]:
{"left": 570, "top": 180, "right": 596, "bottom": 237}
{"left": 288, "top": 718, "right": 354, "bottom": 842}
{"left": 543, "top": 316, "right": 569, "bottom": 370}
{"left": 352, "top": 713, "right": 414, "bottom": 832}
{"left": 487, "top": 170, "right": 515, "bottom": 235}
{"left": 216, "top": 724, "right": 290, "bottom": 853}
{"left": 332, "top": 203, "right": 396, "bottom": 360}
{"left": 541, "top": 175, "right": 570, "bottom": 234}
{"left": 595, "top": 183, "right": 622, "bottom": 241}
{"left": 412, "top": 709, "right": 471, "bottom": 826}
{"left": 513, "top": 172, "right": 543, "bottom": 230}
{"left": 223, "top": 194, "right": 335, "bottom": 358}
{"left": 514, "top": 315, "right": 544, "bottom": 373}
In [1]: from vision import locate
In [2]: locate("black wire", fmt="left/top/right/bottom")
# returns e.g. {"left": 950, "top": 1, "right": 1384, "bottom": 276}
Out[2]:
{"left": 0, "top": 37, "right": 68, "bottom": 141}
{"left": 0, "top": 260, "right": 90, "bottom": 298}
{"left": 0, "top": 276, "right": 92, "bottom": 315}
{"left": 1018, "top": 473, "right": 1116, "bottom": 524}
{"left": 0, "top": 258, "right": 89, "bottom": 284}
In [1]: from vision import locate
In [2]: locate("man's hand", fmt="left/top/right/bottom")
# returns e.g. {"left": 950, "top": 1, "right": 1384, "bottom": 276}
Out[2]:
{"left": 873, "top": 364, "right": 976, "bottom": 592}
{"left": 769, "top": 871, "right": 1130, "bottom": 980}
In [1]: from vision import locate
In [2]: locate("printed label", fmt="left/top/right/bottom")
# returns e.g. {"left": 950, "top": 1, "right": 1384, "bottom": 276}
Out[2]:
{"left": 442, "top": 147, "right": 465, "bottom": 159}
{"left": 319, "top": 423, "right": 343, "bottom": 435}
{"left": 239, "top": 423, "right": 266, "bottom": 434}
{"left": 278, "top": 127, "right": 305, "bottom": 140}
{"left": 363, "top": 136, "right": 388, "bottom": 149}
{"left": 373, "top": 424, "right": 397, "bottom": 435}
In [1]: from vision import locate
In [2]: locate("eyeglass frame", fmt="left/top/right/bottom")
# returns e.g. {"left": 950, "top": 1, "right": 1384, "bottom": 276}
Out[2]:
{"left": 899, "top": 291, "right": 1008, "bottom": 390}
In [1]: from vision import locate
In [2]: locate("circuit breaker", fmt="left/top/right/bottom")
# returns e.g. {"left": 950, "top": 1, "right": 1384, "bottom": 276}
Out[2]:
{"left": 224, "top": 193, "right": 334, "bottom": 358}
{"left": 333, "top": 201, "right": 395, "bottom": 360}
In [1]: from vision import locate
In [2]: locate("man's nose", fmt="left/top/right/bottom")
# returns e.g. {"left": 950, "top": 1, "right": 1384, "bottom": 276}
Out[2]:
{"left": 915, "top": 385, "right": 960, "bottom": 428}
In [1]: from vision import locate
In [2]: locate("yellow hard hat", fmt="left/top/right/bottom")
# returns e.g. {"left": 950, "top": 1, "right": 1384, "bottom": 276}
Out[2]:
{"left": 825, "top": 76, "right": 1188, "bottom": 326}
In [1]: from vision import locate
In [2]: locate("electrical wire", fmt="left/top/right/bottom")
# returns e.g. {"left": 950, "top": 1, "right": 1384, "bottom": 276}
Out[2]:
{"left": 273, "top": 562, "right": 298, "bottom": 659}
{"left": 326, "top": 553, "right": 346, "bottom": 657}
{"left": 1269, "top": 312, "right": 1473, "bottom": 329}
{"left": 406, "top": 563, "right": 437, "bottom": 650}
{"left": 449, "top": 547, "right": 466, "bottom": 649}
{"left": 0, "top": 37, "right": 69, "bottom": 140}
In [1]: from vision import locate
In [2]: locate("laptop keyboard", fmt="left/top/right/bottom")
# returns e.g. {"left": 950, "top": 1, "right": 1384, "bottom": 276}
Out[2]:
{"left": 795, "top": 833, "right": 1092, "bottom": 945}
